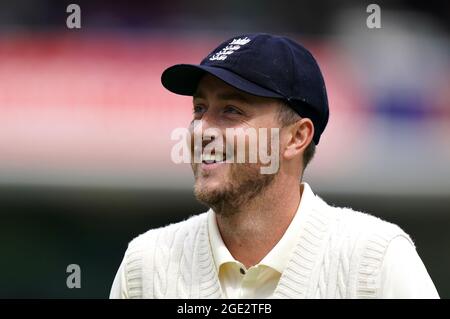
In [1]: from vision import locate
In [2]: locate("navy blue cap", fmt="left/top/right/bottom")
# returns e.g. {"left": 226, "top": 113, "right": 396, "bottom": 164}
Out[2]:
{"left": 161, "top": 33, "right": 329, "bottom": 144}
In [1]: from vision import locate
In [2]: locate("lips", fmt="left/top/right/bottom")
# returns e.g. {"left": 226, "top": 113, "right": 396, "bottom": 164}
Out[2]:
{"left": 201, "top": 153, "right": 226, "bottom": 165}
{"left": 197, "top": 151, "right": 228, "bottom": 173}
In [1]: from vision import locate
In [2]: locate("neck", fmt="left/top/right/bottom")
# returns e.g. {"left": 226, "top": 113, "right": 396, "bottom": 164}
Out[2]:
{"left": 215, "top": 178, "right": 302, "bottom": 268}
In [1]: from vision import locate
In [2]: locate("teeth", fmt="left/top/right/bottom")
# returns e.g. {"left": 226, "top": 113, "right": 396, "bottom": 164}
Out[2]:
{"left": 202, "top": 154, "right": 224, "bottom": 163}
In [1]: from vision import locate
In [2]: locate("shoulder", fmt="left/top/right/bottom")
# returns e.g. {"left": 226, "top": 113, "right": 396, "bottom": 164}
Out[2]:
{"left": 313, "top": 195, "right": 416, "bottom": 298}
{"left": 115, "top": 212, "right": 209, "bottom": 298}
{"left": 126, "top": 212, "right": 209, "bottom": 254}
{"left": 315, "top": 194, "right": 413, "bottom": 247}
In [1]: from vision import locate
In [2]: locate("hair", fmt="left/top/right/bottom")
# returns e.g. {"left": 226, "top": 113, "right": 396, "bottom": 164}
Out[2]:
{"left": 277, "top": 101, "right": 316, "bottom": 170}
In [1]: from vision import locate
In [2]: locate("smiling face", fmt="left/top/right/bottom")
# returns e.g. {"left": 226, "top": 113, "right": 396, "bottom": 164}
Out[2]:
{"left": 190, "top": 74, "right": 283, "bottom": 214}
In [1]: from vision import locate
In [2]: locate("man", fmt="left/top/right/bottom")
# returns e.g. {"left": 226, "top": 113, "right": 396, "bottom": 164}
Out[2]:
{"left": 110, "top": 33, "right": 439, "bottom": 299}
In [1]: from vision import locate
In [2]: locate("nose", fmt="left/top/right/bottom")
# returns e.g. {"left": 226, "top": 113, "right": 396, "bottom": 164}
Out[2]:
{"left": 195, "top": 121, "right": 220, "bottom": 150}
{"left": 191, "top": 113, "right": 223, "bottom": 152}
{"left": 192, "top": 109, "right": 221, "bottom": 138}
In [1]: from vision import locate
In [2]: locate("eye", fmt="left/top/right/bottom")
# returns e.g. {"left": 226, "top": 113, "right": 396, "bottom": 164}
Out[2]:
{"left": 193, "top": 105, "right": 206, "bottom": 115}
{"left": 223, "top": 105, "right": 243, "bottom": 115}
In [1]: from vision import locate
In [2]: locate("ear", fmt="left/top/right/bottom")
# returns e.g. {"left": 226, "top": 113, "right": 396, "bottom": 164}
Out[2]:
{"left": 282, "top": 118, "right": 314, "bottom": 161}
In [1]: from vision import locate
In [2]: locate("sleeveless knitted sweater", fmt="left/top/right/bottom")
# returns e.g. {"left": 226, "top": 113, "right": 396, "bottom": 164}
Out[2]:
{"left": 120, "top": 192, "right": 412, "bottom": 299}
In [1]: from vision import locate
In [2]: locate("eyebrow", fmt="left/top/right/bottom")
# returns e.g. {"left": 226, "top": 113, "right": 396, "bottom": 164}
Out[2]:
{"left": 193, "top": 91, "right": 250, "bottom": 104}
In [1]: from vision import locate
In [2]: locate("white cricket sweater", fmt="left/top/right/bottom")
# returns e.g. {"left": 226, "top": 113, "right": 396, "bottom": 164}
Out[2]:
{"left": 110, "top": 186, "right": 437, "bottom": 299}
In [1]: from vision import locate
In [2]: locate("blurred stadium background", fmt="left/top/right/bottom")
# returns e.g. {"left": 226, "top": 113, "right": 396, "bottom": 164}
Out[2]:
{"left": 0, "top": 0, "right": 448, "bottom": 298}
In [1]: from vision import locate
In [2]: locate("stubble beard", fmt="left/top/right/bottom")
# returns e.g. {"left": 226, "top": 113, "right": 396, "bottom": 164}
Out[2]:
{"left": 192, "top": 162, "right": 276, "bottom": 217}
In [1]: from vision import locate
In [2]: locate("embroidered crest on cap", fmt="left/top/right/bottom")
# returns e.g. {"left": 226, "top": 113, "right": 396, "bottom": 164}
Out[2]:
{"left": 209, "top": 37, "right": 251, "bottom": 61}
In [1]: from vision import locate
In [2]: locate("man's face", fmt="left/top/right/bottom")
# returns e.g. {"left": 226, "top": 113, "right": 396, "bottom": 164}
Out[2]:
{"left": 190, "top": 74, "right": 282, "bottom": 213}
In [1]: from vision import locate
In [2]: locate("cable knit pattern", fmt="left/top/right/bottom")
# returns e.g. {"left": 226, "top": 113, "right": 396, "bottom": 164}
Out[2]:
{"left": 119, "top": 187, "right": 412, "bottom": 299}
